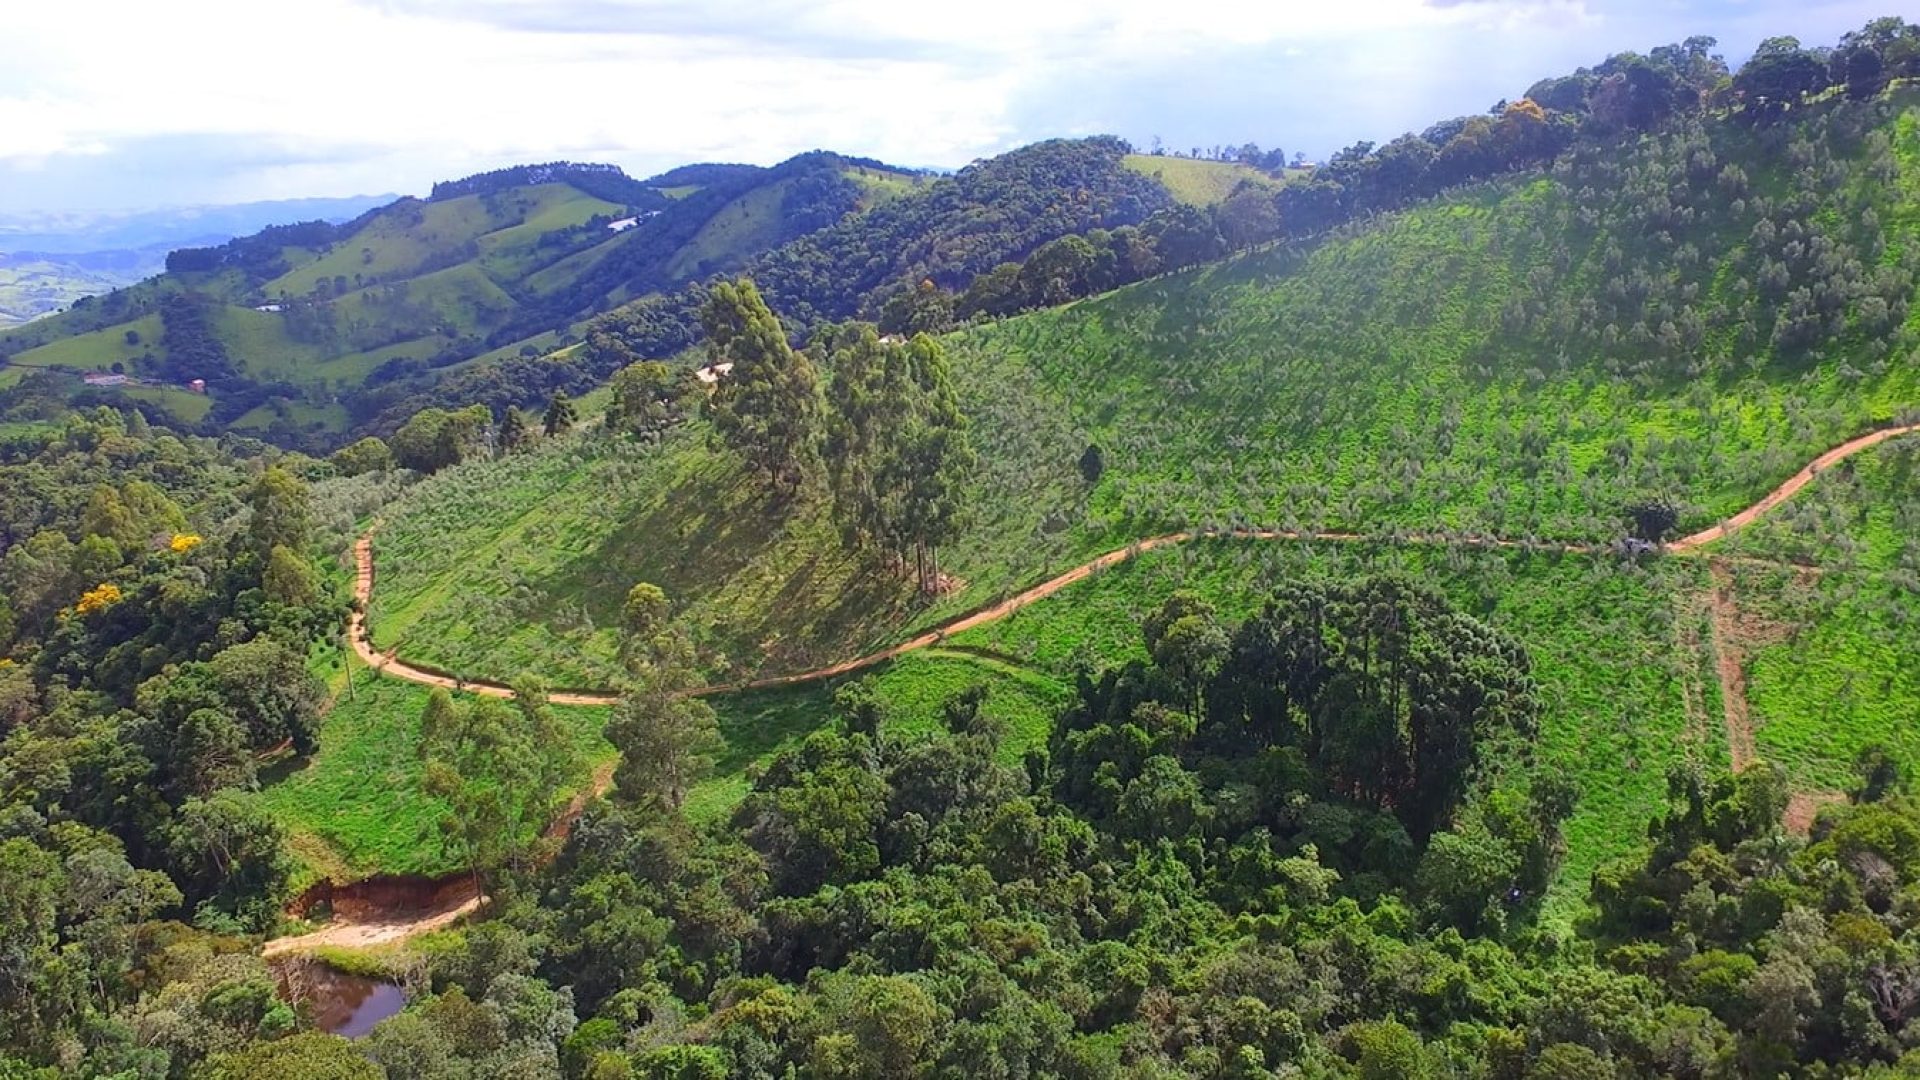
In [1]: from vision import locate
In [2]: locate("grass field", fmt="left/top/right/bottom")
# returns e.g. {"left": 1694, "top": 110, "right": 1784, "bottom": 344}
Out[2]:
{"left": 367, "top": 428, "right": 940, "bottom": 688}
{"left": 663, "top": 179, "right": 806, "bottom": 281}
{"left": 264, "top": 184, "right": 609, "bottom": 298}
{"left": 122, "top": 384, "right": 214, "bottom": 423}
{"left": 474, "top": 187, "right": 625, "bottom": 282}
{"left": 260, "top": 659, "right": 614, "bottom": 884}
{"left": 1123, "top": 154, "right": 1281, "bottom": 206}
{"left": 9, "top": 313, "right": 165, "bottom": 372}
{"left": 231, "top": 399, "right": 350, "bottom": 434}
{"left": 845, "top": 164, "right": 927, "bottom": 206}
{"left": 331, "top": 263, "right": 518, "bottom": 342}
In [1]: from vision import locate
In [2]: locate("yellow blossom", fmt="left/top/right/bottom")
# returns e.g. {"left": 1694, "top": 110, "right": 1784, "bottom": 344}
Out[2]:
{"left": 75, "top": 583, "right": 123, "bottom": 616}
{"left": 169, "top": 533, "right": 203, "bottom": 554}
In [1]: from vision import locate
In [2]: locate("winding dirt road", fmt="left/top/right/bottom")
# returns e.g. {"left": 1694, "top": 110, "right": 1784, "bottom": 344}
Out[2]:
{"left": 354, "top": 420, "right": 1919, "bottom": 704}
{"left": 351, "top": 529, "right": 1591, "bottom": 707}
{"left": 1668, "top": 422, "right": 1920, "bottom": 551}
{"left": 290, "top": 421, "right": 1915, "bottom": 956}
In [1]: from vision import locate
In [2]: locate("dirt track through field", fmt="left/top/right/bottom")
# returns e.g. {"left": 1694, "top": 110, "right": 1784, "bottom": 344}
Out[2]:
{"left": 286, "top": 421, "right": 1916, "bottom": 955}
{"left": 355, "top": 419, "right": 1919, "bottom": 707}
{"left": 1668, "top": 423, "right": 1920, "bottom": 550}
{"left": 1704, "top": 561, "right": 1759, "bottom": 773}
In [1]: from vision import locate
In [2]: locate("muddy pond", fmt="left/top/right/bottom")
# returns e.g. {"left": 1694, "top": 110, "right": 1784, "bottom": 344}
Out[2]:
{"left": 278, "top": 964, "right": 405, "bottom": 1037}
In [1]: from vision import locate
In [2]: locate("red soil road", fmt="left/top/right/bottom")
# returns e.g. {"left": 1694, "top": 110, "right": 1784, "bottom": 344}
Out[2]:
{"left": 285, "top": 422, "right": 1913, "bottom": 955}
{"left": 352, "top": 419, "right": 1919, "bottom": 705}
{"left": 1669, "top": 422, "right": 1920, "bottom": 551}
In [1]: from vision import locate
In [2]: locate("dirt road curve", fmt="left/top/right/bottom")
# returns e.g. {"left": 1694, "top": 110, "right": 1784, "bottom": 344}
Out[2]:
{"left": 263, "top": 892, "right": 482, "bottom": 957}
{"left": 1669, "top": 423, "right": 1920, "bottom": 551}
{"left": 352, "top": 421, "right": 1917, "bottom": 706}
{"left": 283, "top": 422, "right": 1912, "bottom": 956}
{"left": 350, "top": 541, "right": 618, "bottom": 706}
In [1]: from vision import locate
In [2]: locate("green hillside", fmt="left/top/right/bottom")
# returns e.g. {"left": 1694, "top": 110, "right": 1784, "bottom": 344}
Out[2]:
{"left": 375, "top": 91, "right": 1920, "bottom": 683}
{"left": 357, "top": 88, "right": 1920, "bottom": 911}
{"left": 662, "top": 164, "right": 922, "bottom": 281}
{"left": 1122, "top": 153, "right": 1281, "bottom": 206}
{"left": 18, "top": 18, "right": 1920, "bottom": 1080}
{"left": 262, "top": 184, "right": 618, "bottom": 297}
{"left": 0, "top": 143, "right": 1213, "bottom": 447}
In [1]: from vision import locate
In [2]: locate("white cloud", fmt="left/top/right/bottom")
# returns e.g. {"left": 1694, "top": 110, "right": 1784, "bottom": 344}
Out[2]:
{"left": 0, "top": 0, "right": 1890, "bottom": 209}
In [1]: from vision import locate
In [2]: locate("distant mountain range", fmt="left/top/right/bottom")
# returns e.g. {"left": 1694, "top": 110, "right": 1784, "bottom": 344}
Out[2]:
{"left": 0, "top": 195, "right": 398, "bottom": 256}
{"left": 0, "top": 196, "right": 396, "bottom": 328}
{"left": 0, "top": 145, "right": 1258, "bottom": 445}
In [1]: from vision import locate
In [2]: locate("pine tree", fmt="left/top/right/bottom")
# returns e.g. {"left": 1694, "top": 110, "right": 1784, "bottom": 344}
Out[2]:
{"left": 702, "top": 279, "right": 821, "bottom": 496}
{"left": 499, "top": 407, "right": 532, "bottom": 453}
{"left": 542, "top": 391, "right": 577, "bottom": 437}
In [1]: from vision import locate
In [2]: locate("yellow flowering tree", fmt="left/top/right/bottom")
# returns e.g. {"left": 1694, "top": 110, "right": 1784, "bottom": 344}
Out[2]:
{"left": 75, "top": 583, "right": 123, "bottom": 616}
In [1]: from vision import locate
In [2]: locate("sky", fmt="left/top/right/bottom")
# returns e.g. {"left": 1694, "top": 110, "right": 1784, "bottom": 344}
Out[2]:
{"left": 0, "top": 0, "right": 1895, "bottom": 213}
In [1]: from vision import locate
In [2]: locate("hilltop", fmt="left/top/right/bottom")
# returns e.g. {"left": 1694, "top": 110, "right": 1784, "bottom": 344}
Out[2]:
{"left": 0, "top": 139, "right": 1265, "bottom": 448}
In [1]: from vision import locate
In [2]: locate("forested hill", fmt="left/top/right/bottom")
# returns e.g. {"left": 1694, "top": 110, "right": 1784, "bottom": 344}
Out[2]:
{"left": 5, "top": 22, "right": 1917, "bottom": 460}
{"left": 0, "top": 152, "right": 924, "bottom": 445}
{"left": 0, "top": 138, "right": 1265, "bottom": 449}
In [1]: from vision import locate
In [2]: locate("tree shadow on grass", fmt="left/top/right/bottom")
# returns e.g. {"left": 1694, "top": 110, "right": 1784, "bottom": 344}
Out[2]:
{"left": 706, "top": 681, "right": 838, "bottom": 777}
{"left": 719, "top": 544, "right": 923, "bottom": 677}
{"left": 517, "top": 448, "right": 935, "bottom": 680}
{"left": 522, "top": 452, "right": 786, "bottom": 629}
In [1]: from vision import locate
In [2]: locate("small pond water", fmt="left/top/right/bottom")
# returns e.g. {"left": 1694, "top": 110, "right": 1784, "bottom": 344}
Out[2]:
{"left": 281, "top": 965, "right": 406, "bottom": 1038}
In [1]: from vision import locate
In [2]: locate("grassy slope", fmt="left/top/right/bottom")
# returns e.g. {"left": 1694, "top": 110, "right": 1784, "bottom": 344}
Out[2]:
{"left": 662, "top": 165, "right": 922, "bottom": 282}
{"left": 9, "top": 313, "right": 165, "bottom": 372}
{"left": 662, "top": 180, "right": 798, "bottom": 281}
{"left": 260, "top": 657, "right": 614, "bottom": 883}
{"left": 264, "top": 184, "right": 605, "bottom": 297}
{"left": 368, "top": 428, "right": 936, "bottom": 688}
{"left": 1123, "top": 154, "right": 1280, "bottom": 206}
{"left": 372, "top": 103, "right": 1920, "bottom": 694}
{"left": 1716, "top": 435, "right": 1920, "bottom": 793}
{"left": 845, "top": 164, "right": 927, "bottom": 206}
{"left": 342, "top": 103, "right": 1920, "bottom": 892}
{"left": 955, "top": 199, "right": 1915, "bottom": 550}
{"left": 474, "top": 188, "right": 625, "bottom": 281}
